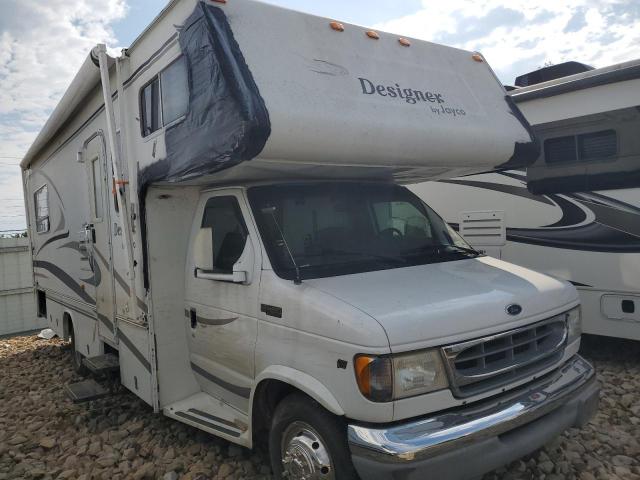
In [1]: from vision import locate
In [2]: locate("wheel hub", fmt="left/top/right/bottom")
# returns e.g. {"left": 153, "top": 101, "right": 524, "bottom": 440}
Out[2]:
{"left": 281, "top": 422, "right": 334, "bottom": 480}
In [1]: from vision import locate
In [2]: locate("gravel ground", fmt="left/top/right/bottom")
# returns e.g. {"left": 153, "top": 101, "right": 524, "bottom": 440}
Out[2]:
{"left": 0, "top": 333, "right": 638, "bottom": 480}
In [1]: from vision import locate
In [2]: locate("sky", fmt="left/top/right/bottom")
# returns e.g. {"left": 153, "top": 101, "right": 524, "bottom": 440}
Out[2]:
{"left": 1, "top": 0, "right": 639, "bottom": 233}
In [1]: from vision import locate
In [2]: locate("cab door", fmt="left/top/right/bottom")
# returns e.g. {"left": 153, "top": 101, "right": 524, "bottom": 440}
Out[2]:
{"left": 83, "top": 134, "right": 116, "bottom": 343}
{"left": 184, "top": 189, "right": 261, "bottom": 413}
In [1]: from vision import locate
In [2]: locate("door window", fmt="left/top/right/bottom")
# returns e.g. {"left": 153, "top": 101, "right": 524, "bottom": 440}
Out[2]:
{"left": 201, "top": 196, "right": 248, "bottom": 273}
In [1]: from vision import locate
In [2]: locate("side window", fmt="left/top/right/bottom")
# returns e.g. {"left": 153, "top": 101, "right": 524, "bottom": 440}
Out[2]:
{"left": 34, "top": 185, "right": 50, "bottom": 233}
{"left": 140, "top": 57, "right": 188, "bottom": 137}
{"left": 201, "top": 197, "right": 248, "bottom": 273}
{"left": 140, "top": 77, "right": 160, "bottom": 137}
{"left": 161, "top": 57, "right": 189, "bottom": 125}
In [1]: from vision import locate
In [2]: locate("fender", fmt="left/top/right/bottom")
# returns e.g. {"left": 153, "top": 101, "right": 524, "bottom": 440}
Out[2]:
{"left": 252, "top": 365, "right": 345, "bottom": 417}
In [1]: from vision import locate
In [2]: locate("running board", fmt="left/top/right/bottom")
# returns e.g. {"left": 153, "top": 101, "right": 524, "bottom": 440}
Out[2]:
{"left": 164, "top": 393, "right": 251, "bottom": 447}
{"left": 65, "top": 379, "right": 110, "bottom": 403}
{"left": 83, "top": 353, "right": 120, "bottom": 376}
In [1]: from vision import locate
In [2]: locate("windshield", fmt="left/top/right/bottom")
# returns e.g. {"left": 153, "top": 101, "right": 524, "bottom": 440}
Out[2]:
{"left": 248, "top": 183, "right": 479, "bottom": 280}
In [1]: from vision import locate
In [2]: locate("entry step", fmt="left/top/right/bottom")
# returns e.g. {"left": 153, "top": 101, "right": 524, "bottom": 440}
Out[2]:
{"left": 83, "top": 353, "right": 119, "bottom": 375}
{"left": 65, "top": 379, "right": 110, "bottom": 403}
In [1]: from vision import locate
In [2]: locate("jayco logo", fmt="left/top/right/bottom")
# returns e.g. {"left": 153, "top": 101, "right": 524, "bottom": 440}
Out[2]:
{"left": 358, "top": 77, "right": 466, "bottom": 117}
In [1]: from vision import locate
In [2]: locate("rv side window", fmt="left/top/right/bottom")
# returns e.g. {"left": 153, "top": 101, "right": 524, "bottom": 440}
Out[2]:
{"left": 140, "top": 57, "right": 189, "bottom": 137}
{"left": 37, "top": 290, "right": 47, "bottom": 318}
{"left": 141, "top": 78, "right": 161, "bottom": 137}
{"left": 34, "top": 185, "right": 50, "bottom": 233}
{"left": 161, "top": 57, "right": 189, "bottom": 125}
{"left": 544, "top": 130, "right": 617, "bottom": 165}
{"left": 201, "top": 197, "right": 248, "bottom": 274}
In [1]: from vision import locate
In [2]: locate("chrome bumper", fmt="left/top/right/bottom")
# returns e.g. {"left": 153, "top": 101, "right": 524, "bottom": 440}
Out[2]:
{"left": 348, "top": 355, "right": 598, "bottom": 466}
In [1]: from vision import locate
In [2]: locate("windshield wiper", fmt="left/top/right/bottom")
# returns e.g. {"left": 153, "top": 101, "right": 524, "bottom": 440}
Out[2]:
{"left": 322, "top": 248, "right": 407, "bottom": 264}
{"left": 440, "top": 245, "right": 482, "bottom": 256}
{"left": 404, "top": 244, "right": 481, "bottom": 258}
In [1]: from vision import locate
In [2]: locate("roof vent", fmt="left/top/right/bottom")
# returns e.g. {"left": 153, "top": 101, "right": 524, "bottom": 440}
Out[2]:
{"left": 515, "top": 61, "right": 594, "bottom": 87}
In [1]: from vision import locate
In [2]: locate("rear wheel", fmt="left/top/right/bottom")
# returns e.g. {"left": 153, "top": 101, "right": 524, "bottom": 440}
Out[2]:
{"left": 269, "top": 393, "right": 359, "bottom": 480}
{"left": 69, "top": 322, "right": 88, "bottom": 375}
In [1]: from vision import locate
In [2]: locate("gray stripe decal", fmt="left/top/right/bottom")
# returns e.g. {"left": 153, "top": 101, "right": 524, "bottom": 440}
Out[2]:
{"left": 190, "top": 362, "right": 251, "bottom": 399}
{"left": 184, "top": 309, "right": 238, "bottom": 326}
{"left": 36, "top": 231, "right": 70, "bottom": 255}
{"left": 174, "top": 411, "right": 240, "bottom": 438}
{"left": 33, "top": 260, "right": 96, "bottom": 305}
{"left": 93, "top": 247, "right": 148, "bottom": 314}
{"left": 97, "top": 313, "right": 114, "bottom": 334}
{"left": 118, "top": 331, "right": 151, "bottom": 373}
{"left": 188, "top": 408, "right": 242, "bottom": 430}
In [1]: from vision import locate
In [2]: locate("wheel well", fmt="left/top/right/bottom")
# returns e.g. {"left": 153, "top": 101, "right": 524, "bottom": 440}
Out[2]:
{"left": 252, "top": 379, "right": 300, "bottom": 445}
{"left": 62, "top": 312, "right": 72, "bottom": 341}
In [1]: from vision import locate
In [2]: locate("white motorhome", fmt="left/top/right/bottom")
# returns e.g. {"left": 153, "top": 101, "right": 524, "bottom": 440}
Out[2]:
{"left": 413, "top": 60, "right": 640, "bottom": 342}
{"left": 21, "top": 1, "right": 598, "bottom": 479}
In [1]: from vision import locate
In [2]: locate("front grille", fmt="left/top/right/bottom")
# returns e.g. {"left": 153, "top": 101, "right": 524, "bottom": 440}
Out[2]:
{"left": 442, "top": 317, "right": 567, "bottom": 398}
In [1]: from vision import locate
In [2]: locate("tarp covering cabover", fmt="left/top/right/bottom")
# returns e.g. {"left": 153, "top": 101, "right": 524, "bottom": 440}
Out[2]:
{"left": 146, "top": 0, "right": 537, "bottom": 187}
{"left": 22, "top": 0, "right": 538, "bottom": 190}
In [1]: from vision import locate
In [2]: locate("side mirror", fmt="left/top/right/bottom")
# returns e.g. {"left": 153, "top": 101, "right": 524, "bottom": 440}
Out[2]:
{"left": 194, "top": 227, "right": 213, "bottom": 271}
{"left": 194, "top": 233, "right": 254, "bottom": 285}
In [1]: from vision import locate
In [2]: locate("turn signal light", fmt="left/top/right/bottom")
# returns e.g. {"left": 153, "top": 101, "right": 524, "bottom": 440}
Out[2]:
{"left": 354, "top": 355, "right": 393, "bottom": 402}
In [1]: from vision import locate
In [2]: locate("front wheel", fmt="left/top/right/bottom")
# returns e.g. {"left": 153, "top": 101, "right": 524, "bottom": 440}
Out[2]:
{"left": 269, "top": 393, "right": 360, "bottom": 480}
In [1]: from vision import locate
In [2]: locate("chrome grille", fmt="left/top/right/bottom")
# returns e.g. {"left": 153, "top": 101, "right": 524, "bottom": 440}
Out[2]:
{"left": 442, "top": 317, "right": 567, "bottom": 398}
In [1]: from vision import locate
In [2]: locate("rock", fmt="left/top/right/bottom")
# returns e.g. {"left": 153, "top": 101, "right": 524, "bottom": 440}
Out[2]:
{"left": 127, "top": 421, "right": 145, "bottom": 435}
{"left": 96, "top": 453, "right": 118, "bottom": 468}
{"left": 87, "top": 442, "right": 102, "bottom": 456}
{"left": 163, "top": 472, "right": 179, "bottom": 480}
{"left": 39, "top": 437, "right": 56, "bottom": 449}
{"left": 217, "top": 463, "right": 234, "bottom": 477}
{"left": 611, "top": 455, "right": 634, "bottom": 466}
{"left": 8, "top": 435, "right": 28, "bottom": 446}
{"left": 132, "top": 463, "right": 155, "bottom": 480}
{"left": 539, "top": 460, "right": 555, "bottom": 474}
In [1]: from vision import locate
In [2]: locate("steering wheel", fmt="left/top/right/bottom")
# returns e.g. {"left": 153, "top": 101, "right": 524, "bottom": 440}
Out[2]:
{"left": 379, "top": 227, "right": 403, "bottom": 240}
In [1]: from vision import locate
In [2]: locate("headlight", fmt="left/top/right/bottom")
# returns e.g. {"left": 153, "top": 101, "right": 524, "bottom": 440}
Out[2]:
{"left": 355, "top": 349, "right": 449, "bottom": 402}
{"left": 393, "top": 349, "right": 449, "bottom": 399}
{"left": 566, "top": 306, "right": 582, "bottom": 343}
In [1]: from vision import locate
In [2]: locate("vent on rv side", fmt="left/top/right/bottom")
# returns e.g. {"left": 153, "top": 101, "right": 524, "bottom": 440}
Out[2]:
{"left": 459, "top": 211, "right": 506, "bottom": 247}
{"left": 544, "top": 130, "right": 617, "bottom": 165}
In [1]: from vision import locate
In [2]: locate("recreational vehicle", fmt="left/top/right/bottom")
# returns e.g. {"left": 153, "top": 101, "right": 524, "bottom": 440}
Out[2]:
{"left": 413, "top": 60, "right": 640, "bottom": 342}
{"left": 21, "top": 1, "right": 598, "bottom": 478}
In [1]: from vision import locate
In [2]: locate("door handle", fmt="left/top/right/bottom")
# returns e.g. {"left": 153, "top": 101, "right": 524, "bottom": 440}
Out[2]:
{"left": 190, "top": 309, "right": 197, "bottom": 329}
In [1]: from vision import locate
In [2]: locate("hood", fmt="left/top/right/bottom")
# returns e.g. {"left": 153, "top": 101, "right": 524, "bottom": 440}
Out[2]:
{"left": 305, "top": 256, "right": 578, "bottom": 351}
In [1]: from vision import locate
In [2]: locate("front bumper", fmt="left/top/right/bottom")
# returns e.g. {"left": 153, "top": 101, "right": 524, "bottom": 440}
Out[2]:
{"left": 348, "top": 355, "right": 599, "bottom": 480}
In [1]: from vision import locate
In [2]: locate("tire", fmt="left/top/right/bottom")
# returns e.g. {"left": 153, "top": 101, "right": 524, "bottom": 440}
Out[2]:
{"left": 69, "top": 322, "right": 88, "bottom": 376}
{"left": 269, "top": 393, "right": 360, "bottom": 480}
